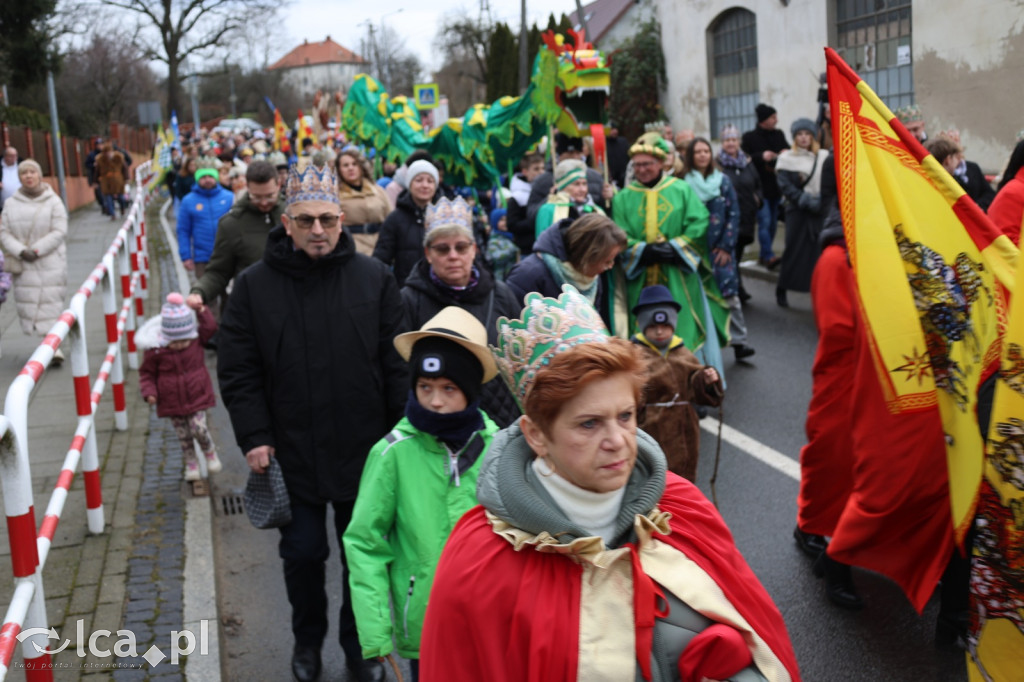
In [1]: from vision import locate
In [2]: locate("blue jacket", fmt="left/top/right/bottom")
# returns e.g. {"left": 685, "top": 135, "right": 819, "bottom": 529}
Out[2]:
{"left": 177, "top": 184, "right": 233, "bottom": 263}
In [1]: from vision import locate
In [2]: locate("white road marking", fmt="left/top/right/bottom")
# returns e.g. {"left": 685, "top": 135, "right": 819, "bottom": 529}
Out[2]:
{"left": 700, "top": 420, "right": 801, "bottom": 481}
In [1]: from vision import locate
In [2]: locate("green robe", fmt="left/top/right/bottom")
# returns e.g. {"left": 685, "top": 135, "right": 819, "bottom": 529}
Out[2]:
{"left": 612, "top": 174, "right": 730, "bottom": 375}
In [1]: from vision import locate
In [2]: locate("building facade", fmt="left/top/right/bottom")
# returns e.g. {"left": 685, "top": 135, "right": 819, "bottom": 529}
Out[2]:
{"left": 267, "top": 37, "right": 367, "bottom": 100}
{"left": 655, "top": 0, "right": 1024, "bottom": 171}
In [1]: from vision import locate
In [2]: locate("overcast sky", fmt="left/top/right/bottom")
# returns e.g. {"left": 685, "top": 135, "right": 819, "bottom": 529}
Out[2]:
{"left": 278, "top": 0, "right": 584, "bottom": 74}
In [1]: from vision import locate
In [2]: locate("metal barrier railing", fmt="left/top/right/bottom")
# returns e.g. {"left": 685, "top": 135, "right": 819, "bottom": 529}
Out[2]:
{"left": 0, "top": 160, "right": 154, "bottom": 680}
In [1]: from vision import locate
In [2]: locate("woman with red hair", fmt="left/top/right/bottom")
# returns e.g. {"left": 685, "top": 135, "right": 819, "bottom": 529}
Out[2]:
{"left": 419, "top": 286, "right": 799, "bottom": 682}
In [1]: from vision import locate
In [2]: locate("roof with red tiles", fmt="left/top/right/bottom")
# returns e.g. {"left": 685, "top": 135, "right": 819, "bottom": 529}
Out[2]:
{"left": 268, "top": 37, "right": 368, "bottom": 71}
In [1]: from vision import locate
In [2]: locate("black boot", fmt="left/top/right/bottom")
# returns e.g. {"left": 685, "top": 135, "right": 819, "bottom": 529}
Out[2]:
{"left": 291, "top": 644, "right": 322, "bottom": 682}
{"left": 793, "top": 525, "right": 828, "bottom": 558}
{"left": 813, "top": 552, "right": 864, "bottom": 610}
{"left": 776, "top": 286, "right": 789, "bottom": 308}
{"left": 733, "top": 343, "right": 756, "bottom": 361}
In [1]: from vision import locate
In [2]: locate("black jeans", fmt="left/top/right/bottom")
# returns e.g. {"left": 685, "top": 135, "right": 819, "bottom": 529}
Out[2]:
{"left": 278, "top": 498, "right": 360, "bottom": 663}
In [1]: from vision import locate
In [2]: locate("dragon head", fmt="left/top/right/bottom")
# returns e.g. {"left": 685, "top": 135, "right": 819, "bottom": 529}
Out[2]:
{"left": 541, "top": 30, "right": 610, "bottom": 137}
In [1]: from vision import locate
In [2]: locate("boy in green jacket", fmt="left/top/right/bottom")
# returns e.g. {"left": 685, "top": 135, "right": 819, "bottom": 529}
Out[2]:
{"left": 343, "top": 306, "right": 500, "bottom": 681}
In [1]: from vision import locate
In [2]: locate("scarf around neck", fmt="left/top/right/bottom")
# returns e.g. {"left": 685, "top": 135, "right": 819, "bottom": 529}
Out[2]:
{"left": 684, "top": 169, "right": 724, "bottom": 203}
{"left": 540, "top": 253, "right": 598, "bottom": 302}
{"left": 18, "top": 183, "right": 46, "bottom": 199}
{"left": 404, "top": 389, "right": 484, "bottom": 450}
{"left": 429, "top": 265, "right": 480, "bottom": 302}
{"left": 716, "top": 148, "right": 750, "bottom": 169}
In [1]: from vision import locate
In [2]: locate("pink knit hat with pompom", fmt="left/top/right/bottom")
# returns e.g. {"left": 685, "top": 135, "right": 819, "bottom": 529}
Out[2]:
{"left": 160, "top": 293, "right": 197, "bottom": 343}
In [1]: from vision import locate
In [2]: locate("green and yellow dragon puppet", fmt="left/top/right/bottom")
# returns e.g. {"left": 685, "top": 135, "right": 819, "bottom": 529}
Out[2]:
{"left": 341, "top": 30, "right": 610, "bottom": 189}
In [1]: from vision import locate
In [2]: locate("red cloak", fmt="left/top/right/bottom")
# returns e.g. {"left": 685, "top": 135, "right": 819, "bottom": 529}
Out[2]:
{"left": 419, "top": 474, "right": 800, "bottom": 681}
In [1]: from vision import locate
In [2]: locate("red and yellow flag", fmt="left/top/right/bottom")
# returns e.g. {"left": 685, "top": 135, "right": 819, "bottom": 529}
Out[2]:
{"left": 296, "top": 108, "right": 316, "bottom": 152}
{"left": 968, "top": 235, "right": 1024, "bottom": 678}
{"left": 273, "top": 108, "right": 291, "bottom": 153}
{"left": 825, "top": 47, "right": 1018, "bottom": 607}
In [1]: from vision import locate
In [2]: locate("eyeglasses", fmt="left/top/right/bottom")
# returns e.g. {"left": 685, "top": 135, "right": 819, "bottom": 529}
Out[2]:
{"left": 428, "top": 241, "right": 473, "bottom": 255}
{"left": 287, "top": 213, "right": 341, "bottom": 229}
{"left": 633, "top": 161, "right": 659, "bottom": 169}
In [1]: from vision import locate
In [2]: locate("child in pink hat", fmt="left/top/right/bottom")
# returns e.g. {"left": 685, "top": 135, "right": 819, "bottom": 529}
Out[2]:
{"left": 138, "top": 293, "right": 221, "bottom": 480}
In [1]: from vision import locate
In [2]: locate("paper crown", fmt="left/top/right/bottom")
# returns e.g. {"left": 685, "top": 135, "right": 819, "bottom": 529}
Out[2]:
{"left": 425, "top": 196, "right": 474, "bottom": 237}
{"left": 894, "top": 104, "right": 923, "bottom": 124}
{"left": 491, "top": 285, "right": 610, "bottom": 409}
{"left": 285, "top": 164, "right": 341, "bottom": 206}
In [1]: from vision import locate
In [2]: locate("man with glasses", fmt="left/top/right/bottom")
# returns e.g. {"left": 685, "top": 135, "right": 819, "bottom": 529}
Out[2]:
{"left": 217, "top": 164, "right": 406, "bottom": 682}
{"left": 186, "top": 161, "right": 283, "bottom": 316}
{"left": 612, "top": 133, "right": 728, "bottom": 379}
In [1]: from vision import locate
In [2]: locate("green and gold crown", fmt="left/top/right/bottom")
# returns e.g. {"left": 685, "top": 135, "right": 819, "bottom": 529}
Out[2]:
{"left": 491, "top": 285, "right": 610, "bottom": 409}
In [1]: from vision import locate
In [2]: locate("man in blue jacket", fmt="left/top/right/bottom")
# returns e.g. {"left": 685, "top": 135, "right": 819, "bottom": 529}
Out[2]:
{"left": 177, "top": 166, "right": 234, "bottom": 277}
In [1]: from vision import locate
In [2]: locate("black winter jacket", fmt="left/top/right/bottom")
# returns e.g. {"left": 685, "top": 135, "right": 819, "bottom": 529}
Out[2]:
{"left": 505, "top": 221, "right": 613, "bottom": 332}
{"left": 741, "top": 126, "right": 789, "bottom": 200}
{"left": 719, "top": 162, "right": 762, "bottom": 239}
{"left": 218, "top": 226, "right": 408, "bottom": 504}
{"left": 373, "top": 188, "right": 439, "bottom": 286}
{"left": 401, "top": 258, "right": 522, "bottom": 426}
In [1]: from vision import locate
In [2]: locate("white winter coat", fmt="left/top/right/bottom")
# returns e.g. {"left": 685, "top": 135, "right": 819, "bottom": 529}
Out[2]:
{"left": 0, "top": 186, "right": 68, "bottom": 335}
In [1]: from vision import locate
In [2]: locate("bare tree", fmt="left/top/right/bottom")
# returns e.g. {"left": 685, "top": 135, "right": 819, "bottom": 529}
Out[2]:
{"left": 360, "top": 23, "right": 422, "bottom": 97}
{"left": 56, "top": 33, "right": 161, "bottom": 135}
{"left": 435, "top": 13, "right": 493, "bottom": 90}
{"left": 98, "top": 0, "right": 283, "bottom": 114}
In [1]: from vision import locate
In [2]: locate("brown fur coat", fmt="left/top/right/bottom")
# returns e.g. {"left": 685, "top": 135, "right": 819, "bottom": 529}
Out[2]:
{"left": 635, "top": 335, "right": 723, "bottom": 481}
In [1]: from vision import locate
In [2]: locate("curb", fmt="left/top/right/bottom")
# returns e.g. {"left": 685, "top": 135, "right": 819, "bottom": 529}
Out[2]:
{"left": 156, "top": 199, "right": 223, "bottom": 682}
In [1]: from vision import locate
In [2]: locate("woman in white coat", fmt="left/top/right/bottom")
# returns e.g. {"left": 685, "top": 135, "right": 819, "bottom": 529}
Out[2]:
{"left": 0, "top": 160, "right": 68, "bottom": 363}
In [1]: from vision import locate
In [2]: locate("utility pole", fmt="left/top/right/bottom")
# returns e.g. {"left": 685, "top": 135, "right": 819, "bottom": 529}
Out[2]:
{"left": 45, "top": 71, "right": 67, "bottom": 207}
{"left": 228, "top": 64, "right": 238, "bottom": 117}
{"left": 575, "top": 0, "right": 589, "bottom": 38}
{"left": 518, "top": 0, "right": 528, "bottom": 94}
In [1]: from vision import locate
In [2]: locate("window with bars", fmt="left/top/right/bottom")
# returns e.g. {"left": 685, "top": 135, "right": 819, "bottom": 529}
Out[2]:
{"left": 707, "top": 8, "right": 759, "bottom": 137}
{"left": 834, "top": 0, "right": 914, "bottom": 110}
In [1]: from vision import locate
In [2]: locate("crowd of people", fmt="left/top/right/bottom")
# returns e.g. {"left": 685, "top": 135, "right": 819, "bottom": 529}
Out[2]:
{"left": 3, "top": 90, "right": 1023, "bottom": 680}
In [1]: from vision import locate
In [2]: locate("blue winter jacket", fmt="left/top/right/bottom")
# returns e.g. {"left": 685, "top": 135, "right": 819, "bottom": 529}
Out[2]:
{"left": 177, "top": 184, "right": 234, "bottom": 263}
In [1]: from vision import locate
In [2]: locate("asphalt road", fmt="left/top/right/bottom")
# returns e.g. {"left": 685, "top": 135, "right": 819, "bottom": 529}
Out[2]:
{"left": 207, "top": 273, "right": 967, "bottom": 682}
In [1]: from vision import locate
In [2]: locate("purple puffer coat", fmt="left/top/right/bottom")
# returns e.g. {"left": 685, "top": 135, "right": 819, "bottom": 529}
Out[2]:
{"left": 138, "top": 307, "right": 217, "bottom": 418}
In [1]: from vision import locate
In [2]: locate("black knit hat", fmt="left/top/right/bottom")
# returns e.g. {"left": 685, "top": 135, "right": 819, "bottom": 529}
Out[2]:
{"left": 756, "top": 103, "right": 777, "bottom": 122}
{"left": 410, "top": 337, "right": 484, "bottom": 405}
{"left": 555, "top": 132, "right": 584, "bottom": 155}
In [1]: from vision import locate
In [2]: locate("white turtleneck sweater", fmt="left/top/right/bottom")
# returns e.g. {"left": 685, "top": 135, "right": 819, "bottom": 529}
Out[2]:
{"left": 532, "top": 458, "right": 626, "bottom": 544}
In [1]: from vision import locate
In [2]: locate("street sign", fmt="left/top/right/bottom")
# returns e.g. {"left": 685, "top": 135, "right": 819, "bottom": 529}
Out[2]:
{"left": 137, "top": 101, "right": 162, "bottom": 126}
{"left": 413, "top": 83, "right": 440, "bottom": 110}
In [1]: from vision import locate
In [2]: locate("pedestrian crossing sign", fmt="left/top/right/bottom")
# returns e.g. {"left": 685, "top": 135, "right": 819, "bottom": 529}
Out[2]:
{"left": 414, "top": 84, "right": 440, "bottom": 110}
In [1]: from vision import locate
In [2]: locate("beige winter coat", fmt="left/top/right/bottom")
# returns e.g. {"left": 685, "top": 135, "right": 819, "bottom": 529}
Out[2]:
{"left": 0, "top": 186, "right": 68, "bottom": 335}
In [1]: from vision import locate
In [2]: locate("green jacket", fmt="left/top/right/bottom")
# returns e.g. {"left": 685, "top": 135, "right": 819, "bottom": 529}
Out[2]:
{"left": 190, "top": 191, "right": 284, "bottom": 303}
{"left": 342, "top": 413, "right": 499, "bottom": 659}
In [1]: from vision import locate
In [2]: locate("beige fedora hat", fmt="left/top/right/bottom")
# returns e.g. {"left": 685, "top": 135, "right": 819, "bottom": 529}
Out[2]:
{"left": 394, "top": 306, "right": 498, "bottom": 382}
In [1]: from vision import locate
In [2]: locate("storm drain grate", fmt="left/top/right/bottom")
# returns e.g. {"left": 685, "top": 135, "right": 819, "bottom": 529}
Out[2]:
{"left": 219, "top": 494, "right": 246, "bottom": 516}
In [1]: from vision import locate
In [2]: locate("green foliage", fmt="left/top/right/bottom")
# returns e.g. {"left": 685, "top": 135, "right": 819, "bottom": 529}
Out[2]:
{"left": 0, "top": 0, "right": 59, "bottom": 89}
{"left": 0, "top": 104, "right": 57, "bottom": 131}
{"left": 486, "top": 22, "right": 519, "bottom": 102}
{"left": 609, "top": 18, "right": 667, "bottom": 142}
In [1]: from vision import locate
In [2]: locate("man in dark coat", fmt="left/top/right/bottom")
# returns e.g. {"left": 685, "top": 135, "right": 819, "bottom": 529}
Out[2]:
{"left": 741, "top": 104, "right": 789, "bottom": 268}
{"left": 217, "top": 164, "right": 405, "bottom": 682}
{"left": 185, "top": 160, "right": 284, "bottom": 312}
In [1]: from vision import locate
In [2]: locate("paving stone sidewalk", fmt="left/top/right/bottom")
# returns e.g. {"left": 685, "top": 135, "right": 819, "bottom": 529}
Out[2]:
{"left": 0, "top": 198, "right": 211, "bottom": 681}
